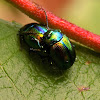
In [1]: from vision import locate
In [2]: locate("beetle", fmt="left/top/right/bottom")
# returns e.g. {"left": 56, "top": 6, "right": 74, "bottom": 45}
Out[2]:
{"left": 18, "top": 11, "right": 76, "bottom": 70}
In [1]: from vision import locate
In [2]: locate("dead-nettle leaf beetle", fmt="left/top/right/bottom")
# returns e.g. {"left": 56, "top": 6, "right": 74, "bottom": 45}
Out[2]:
{"left": 18, "top": 10, "right": 76, "bottom": 70}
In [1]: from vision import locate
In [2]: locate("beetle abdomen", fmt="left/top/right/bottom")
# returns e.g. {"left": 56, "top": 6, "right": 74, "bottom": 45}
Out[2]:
{"left": 50, "top": 35, "right": 76, "bottom": 70}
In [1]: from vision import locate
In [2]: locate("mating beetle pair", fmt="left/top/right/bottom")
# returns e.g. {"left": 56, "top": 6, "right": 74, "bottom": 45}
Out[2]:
{"left": 19, "top": 11, "right": 76, "bottom": 70}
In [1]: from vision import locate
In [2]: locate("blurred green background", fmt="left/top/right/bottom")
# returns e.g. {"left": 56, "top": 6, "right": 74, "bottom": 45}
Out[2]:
{"left": 0, "top": 0, "right": 100, "bottom": 35}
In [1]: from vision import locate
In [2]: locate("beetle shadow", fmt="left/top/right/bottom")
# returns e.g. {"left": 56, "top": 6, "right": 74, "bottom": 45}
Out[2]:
{"left": 19, "top": 40, "right": 67, "bottom": 78}
{"left": 28, "top": 51, "right": 67, "bottom": 77}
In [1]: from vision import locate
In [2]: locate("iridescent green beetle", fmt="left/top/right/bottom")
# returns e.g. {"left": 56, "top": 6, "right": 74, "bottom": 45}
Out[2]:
{"left": 19, "top": 11, "right": 76, "bottom": 70}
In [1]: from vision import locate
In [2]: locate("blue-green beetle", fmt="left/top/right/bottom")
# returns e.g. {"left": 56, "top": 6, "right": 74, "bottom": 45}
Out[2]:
{"left": 19, "top": 11, "right": 76, "bottom": 70}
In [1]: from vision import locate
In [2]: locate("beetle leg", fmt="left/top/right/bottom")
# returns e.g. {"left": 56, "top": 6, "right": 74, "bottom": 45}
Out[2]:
{"left": 29, "top": 48, "right": 41, "bottom": 55}
{"left": 29, "top": 48, "right": 41, "bottom": 52}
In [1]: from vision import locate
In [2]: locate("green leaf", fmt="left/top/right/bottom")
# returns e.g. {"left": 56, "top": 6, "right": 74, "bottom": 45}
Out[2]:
{"left": 0, "top": 18, "right": 100, "bottom": 100}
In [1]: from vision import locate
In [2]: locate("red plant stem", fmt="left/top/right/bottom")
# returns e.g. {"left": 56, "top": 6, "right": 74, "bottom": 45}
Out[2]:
{"left": 6, "top": 0, "right": 100, "bottom": 52}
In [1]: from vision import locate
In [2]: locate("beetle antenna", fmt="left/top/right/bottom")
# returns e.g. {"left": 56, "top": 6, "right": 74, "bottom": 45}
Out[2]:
{"left": 44, "top": 10, "right": 49, "bottom": 29}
